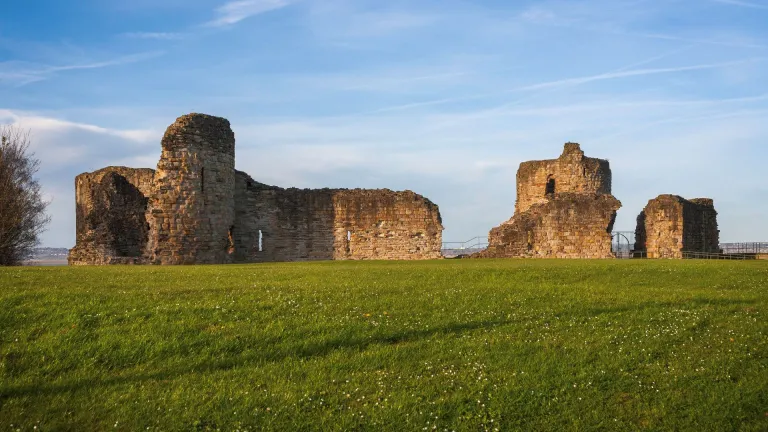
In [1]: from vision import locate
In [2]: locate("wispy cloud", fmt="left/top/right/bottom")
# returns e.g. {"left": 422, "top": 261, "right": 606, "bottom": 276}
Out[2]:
{"left": 0, "top": 109, "right": 157, "bottom": 143}
{"left": 517, "top": 3, "right": 768, "bottom": 49}
{"left": 355, "top": 55, "right": 756, "bottom": 115}
{"left": 712, "top": 0, "right": 768, "bottom": 10}
{"left": 330, "top": 10, "right": 439, "bottom": 37}
{"left": 517, "top": 58, "right": 764, "bottom": 92}
{"left": 206, "top": 0, "right": 292, "bottom": 27}
{"left": 121, "top": 32, "right": 186, "bottom": 40}
{"left": 0, "top": 51, "right": 164, "bottom": 87}
{"left": 47, "top": 51, "right": 164, "bottom": 72}
{"left": 625, "top": 31, "right": 768, "bottom": 50}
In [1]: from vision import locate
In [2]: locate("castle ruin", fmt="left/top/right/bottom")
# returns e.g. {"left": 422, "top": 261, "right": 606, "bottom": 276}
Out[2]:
{"left": 69, "top": 117, "right": 725, "bottom": 264}
{"left": 68, "top": 113, "right": 443, "bottom": 265}
{"left": 475, "top": 143, "right": 621, "bottom": 258}
{"left": 635, "top": 195, "right": 720, "bottom": 258}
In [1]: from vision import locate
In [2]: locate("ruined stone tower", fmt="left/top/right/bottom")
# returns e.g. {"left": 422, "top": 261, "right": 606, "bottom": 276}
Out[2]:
{"left": 145, "top": 114, "right": 236, "bottom": 265}
{"left": 635, "top": 195, "right": 720, "bottom": 258}
{"left": 68, "top": 113, "right": 443, "bottom": 265}
{"left": 515, "top": 142, "right": 612, "bottom": 214}
{"left": 476, "top": 143, "right": 620, "bottom": 259}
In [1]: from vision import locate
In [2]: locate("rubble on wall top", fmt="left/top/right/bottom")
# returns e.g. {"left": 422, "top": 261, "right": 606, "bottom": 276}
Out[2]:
{"left": 689, "top": 198, "right": 715, "bottom": 207}
{"left": 651, "top": 195, "right": 715, "bottom": 207}
{"left": 172, "top": 113, "right": 231, "bottom": 129}
{"left": 562, "top": 142, "right": 582, "bottom": 153}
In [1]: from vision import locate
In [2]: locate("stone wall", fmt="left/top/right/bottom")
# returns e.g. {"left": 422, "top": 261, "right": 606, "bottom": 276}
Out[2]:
{"left": 68, "top": 167, "right": 155, "bottom": 265}
{"left": 232, "top": 172, "right": 443, "bottom": 262}
{"left": 477, "top": 194, "right": 619, "bottom": 258}
{"left": 145, "top": 114, "right": 236, "bottom": 265}
{"left": 515, "top": 142, "right": 612, "bottom": 214}
{"left": 232, "top": 172, "right": 336, "bottom": 262}
{"left": 476, "top": 143, "right": 620, "bottom": 259}
{"left": 69, "top": 113, "right": 443, "bottom": 265}
{"left": 332, "top": 189, "right": 442, "bottom": 260}
{"left": 635, "top": 195, "right": 720, "bottom": 258}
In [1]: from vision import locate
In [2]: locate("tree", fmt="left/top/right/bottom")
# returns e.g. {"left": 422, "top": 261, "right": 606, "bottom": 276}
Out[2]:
{"left": 0, "top": 126, "right": 50, "bottom": 265}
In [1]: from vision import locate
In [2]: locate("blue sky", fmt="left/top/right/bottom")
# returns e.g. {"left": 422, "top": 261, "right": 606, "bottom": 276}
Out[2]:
{"left": 2, "top": 0, "right": 768, "bottom": 247}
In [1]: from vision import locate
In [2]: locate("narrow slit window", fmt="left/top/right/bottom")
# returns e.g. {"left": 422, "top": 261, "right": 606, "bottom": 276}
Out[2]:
{"left": 258, "top": 230, "right": 263, "bottom": 252}
{"left": 201, "top": 168, "right": 205, "bottom": 192}
{"left": 345, "top": 230, "right": 351, "bottom": 254}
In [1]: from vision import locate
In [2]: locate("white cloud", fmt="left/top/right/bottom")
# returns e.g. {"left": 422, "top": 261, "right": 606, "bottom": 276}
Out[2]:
{"left": 0, "top": 110, "right": 157, "bottom": 143}
{"left": 206, "top": 0, "right": 292, "bottom": 27}
{"left": 0, "top": 110, "right": 164, "bottom": 247}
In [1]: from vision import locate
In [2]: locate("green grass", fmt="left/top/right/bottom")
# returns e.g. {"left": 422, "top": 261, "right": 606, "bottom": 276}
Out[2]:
{"left": 1, "top": 259, "right": 767, "bottom": 431}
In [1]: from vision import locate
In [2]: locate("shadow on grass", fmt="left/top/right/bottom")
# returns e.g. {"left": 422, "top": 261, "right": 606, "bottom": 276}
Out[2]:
{"left": 2, "top": 297, "right": 757, "bottom": 400}
{"left": 0, "top": 318, "right": 513, "bottom": 400}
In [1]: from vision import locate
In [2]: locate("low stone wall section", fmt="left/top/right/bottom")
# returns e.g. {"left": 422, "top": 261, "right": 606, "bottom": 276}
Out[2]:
{"left": 233, "top": 172, "right": 443, "bottom": 262}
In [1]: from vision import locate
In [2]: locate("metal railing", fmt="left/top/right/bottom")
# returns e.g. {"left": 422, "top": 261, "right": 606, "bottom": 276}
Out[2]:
{"left": 682, "top": 251, "right": 753, "bottom": 260}
{"left": 442, "top": 236, "right": 768, "bottom": 260}
{"left": 631, "top": 251, "right": 758, "bottom": 260}
{"left": 720, "top": 243, "right": 768, "bottom": 255}
{"left": 612, "top": 231, "right": 636, "bottom": 259}
{"left": 442, "top": 236, "right": 489, "bottom": 258}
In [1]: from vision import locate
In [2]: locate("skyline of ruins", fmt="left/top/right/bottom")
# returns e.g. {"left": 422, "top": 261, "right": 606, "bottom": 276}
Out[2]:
{"left": 2, "top": 0, "right": 767, "bottom": 246}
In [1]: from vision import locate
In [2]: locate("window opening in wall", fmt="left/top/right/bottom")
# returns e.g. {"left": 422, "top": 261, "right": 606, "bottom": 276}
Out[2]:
{"left": 228, "top": 226, "right": 235, "bottom": 254}
{"left": 545, "top": 177, "right": 556, "bottom": 195}
{"left": 201, "top": 168, "right": 205, "bottom": 192}
{"left": 346, "top": 230, "right": 351, "bottom": 254}
{"left": 258, "top": 230, "right": 263, "bottom": 252}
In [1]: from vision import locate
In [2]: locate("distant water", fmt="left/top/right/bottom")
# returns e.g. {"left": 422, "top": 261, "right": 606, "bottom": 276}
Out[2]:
{"left": 23, "top": 259, "right": 68, "bottom": 267}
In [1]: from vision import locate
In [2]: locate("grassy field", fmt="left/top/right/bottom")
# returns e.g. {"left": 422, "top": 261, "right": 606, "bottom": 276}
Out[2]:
{"left": 1, "top": 259, "right": 766, "bottom": 431}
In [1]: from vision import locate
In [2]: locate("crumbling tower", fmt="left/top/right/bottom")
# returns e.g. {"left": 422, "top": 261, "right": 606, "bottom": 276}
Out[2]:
{"left": 635, "top": 195, "right": 720, "bottom": 258}
{"left": 476, "top": 143, "right": 621, "bottom": 259}
{"left": 145, "top": 114, "right": 236, "bottom": 264}
{"left": 515, "top": 142, "right": 612, "bottom": 214}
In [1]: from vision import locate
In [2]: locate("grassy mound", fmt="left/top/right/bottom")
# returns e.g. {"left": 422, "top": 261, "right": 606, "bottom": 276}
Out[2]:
{"left": 1, "top": 259, "right": 766, "bottom": 431}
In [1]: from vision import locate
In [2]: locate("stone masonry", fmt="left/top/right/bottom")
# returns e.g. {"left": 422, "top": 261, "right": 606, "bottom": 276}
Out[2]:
{"left": 635, "top": 195, "right": 720, "bottom": 259}
{"left": 515, "top": 142, "right": 612, "bottom": 214}
{"left": 144, "top": 114, "right": 236, "bottom": 265}
{"left": 475, "top": 143, "right": 620, "bottom": 259}
{"left": 69, "top": 113, "right": 443, "bottom": 265}
{"left": 233, "top": 173, "right": 443, "bottom": 262}
{"left": 68, "top": 167, "right": 154, "bottom": 265}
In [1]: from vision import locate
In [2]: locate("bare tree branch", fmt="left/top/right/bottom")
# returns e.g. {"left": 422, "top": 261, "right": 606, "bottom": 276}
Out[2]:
{"left": 0, "top": 125, "right": 51, "bottom": 265}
